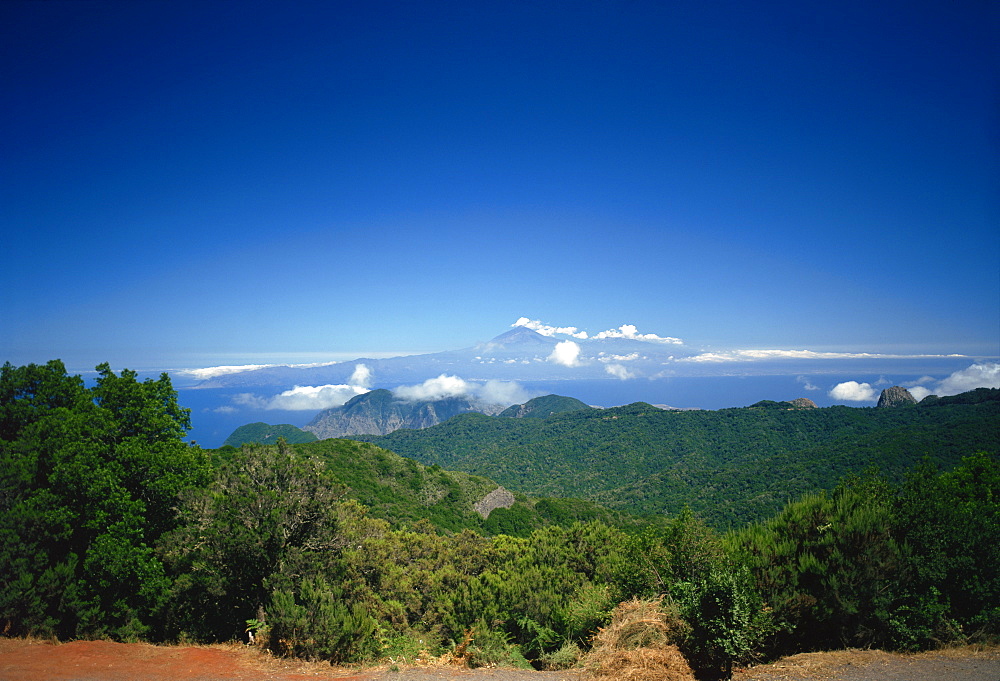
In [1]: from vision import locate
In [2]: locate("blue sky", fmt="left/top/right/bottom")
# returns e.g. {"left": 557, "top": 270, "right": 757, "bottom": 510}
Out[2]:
{"left": 2, "top": 0, "right": 997, "bottom": 374}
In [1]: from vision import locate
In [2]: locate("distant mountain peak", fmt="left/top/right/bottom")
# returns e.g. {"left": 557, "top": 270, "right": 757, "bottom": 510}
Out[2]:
{"left": 303, "top": 389, "right": 504, "bottom": 439}
{"left": 498, "top": 394, "right": 592, "bottom": 418}
{"left": 484, "top": 326, "right": 553, "bottom": 346}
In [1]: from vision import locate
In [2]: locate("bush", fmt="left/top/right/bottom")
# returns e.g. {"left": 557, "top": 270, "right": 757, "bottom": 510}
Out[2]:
{"left": 678, "top": 567, "right": 771, "bottom": 680}
{"left": 460, "top": 620, "right": 532, "bottom": 669}
{"left": 538, "top": 640, "right": 583, "bottom": 669}
{"left": 267, "top": 576, "right": 380, "bottom": 663}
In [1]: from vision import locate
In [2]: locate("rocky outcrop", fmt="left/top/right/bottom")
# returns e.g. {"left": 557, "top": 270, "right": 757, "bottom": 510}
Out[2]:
{"left": 788, "top": 397, "right": 818, "bottom": 409}
{"left": 304, "top": 389, "right": 504, "bottom": 439}
{"left": 473, "top": 486, "right": 516, "bottom": 518}
{"left": 877, "top": 386, "right": 917, "bottom": 408}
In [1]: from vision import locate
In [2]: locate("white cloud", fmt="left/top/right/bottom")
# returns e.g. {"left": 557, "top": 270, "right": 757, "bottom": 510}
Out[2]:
{"left": 829, "top": 381, "right": 878, "bottom": 402}
{"left": 394, "top": 374, "right": 472, "bottom": 401}
{"left": 224, "top": 360, "right": 373, "bottom": 412}
{"left": 826, "top": 363, "right": 998, "bottom": 405}
{"left": 682, "top": 349, "right": 969, "bottom": 363}
{"left": 513, "top": 317, "right": 589, "bottom": 339}
{"left": 513, "top": 317, "right": 682, "bottom": 344}
{"left": 597, "top": 352, "right": 641, "bottom": 362}
{"left": 349, "top": 363, "right": 373, "bottom": 388}
{"left": 211, "top": 405, "right": 239, "bottom": 414}
{"left": 235, "top": 384, "right": 370, "bottom": 410}
{"left": 179, "top": 364, "right": 279, "bottom": 380}
{"left": 392, "top": 374, "right": 529, "bottom": 405}
{"left": 937, "top": 362, "right": 1000, "bottom": 395}
{"left": 178, "top": 361, "right": 340, "bottom": 381}
{"left": 478, "top": 380, "right": 532, "bottom": 405}
{"left": 796, "top": 375, "right": 820, "bottom": 391}
{"left": 548, "top": 340, "right": 582, "bottom": 367}
{"left": 902, "top": 363, "right": 1000, "bottom": 401}
{"left": 592, "top": 324, "right": 683, "bottom": 344}
{"left": 605, "top": 363, "right": 635, "bottom": 380}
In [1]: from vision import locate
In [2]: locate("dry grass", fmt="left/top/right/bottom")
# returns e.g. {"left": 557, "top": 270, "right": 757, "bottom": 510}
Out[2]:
{"left": 582, "top": 598, "right": 695, "bottom": 681}
{"left": 733, "top": 644, "right": 1000, "bottom": 680}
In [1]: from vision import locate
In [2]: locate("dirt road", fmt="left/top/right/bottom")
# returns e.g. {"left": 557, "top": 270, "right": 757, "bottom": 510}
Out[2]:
{"left": 1, "top": 638, "right": 997, "bottom": 681}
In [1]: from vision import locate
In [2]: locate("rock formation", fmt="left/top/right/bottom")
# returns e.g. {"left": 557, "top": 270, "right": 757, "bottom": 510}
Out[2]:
{"left": 473, "top": 486, "right": 516, "bottom": 518}
{"left": 303, "top": 389, "right": 504, "bottom": 439}
{"left": 877, "top": 386, "right": 917, "bottom": 408}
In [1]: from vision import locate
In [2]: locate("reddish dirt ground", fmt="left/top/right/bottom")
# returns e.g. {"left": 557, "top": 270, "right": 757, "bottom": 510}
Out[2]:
{"left": 0, "top": 639, "right": 581, "bottom": 681}
{"left": 1, "top": 638, "right": 998, "bottom": 681}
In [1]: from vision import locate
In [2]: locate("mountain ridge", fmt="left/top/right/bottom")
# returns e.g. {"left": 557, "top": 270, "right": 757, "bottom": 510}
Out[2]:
{"left": 302, "top": 388, "right": 505, "bottom": 439}
{"left": 354, "top": 389, "right": 1000, "bottom": 527}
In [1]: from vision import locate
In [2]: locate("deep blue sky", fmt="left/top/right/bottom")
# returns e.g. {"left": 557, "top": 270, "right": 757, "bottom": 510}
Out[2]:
{"left": 2, "top": 0, "right": 997, "bottom": 372}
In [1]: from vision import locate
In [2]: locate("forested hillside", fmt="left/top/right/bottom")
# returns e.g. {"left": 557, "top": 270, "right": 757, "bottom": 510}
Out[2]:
{"left": 359, "top": 395, "right": 1000, "bottom": 526}
{"left": 2, "top": 361, "right": 997, "bottom": 680}
{"left": 223, "top": 421, "right": 317, "bottom": 446}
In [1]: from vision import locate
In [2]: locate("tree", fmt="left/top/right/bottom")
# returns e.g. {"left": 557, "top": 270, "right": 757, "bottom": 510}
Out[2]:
{"left": 890, "top": 453, "right": 1000, "bottom": 647}
{"left": 160, "top": 441, "right": 353, "bottom": 643}
{"left": 0, "top": 361, "right": 209, "bottom": 639}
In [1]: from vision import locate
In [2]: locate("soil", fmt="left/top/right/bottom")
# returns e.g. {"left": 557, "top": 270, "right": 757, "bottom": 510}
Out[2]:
{"left": 1, "top": 638, "right": 998, "bottom": 681}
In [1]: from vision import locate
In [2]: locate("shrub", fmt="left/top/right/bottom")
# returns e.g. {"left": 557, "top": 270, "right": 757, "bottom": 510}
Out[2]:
{"left": 677, "top": 566, "right": 771, "bottom": 680}
{"left": 460, "top": 620, "right": 532, "bottom": 669}
{"left": 538, "top": 640, "right": 583, "bottom": 669}
{"left": 267, "top": 576, "right": 380, "bottom": 663}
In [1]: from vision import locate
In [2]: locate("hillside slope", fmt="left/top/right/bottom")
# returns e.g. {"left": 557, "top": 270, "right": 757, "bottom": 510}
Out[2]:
{"left": 357, "top": 391, "right": 1000, "bottom": 526}
{"left": 223, "top": 422, "right": 318, "bottom": 447}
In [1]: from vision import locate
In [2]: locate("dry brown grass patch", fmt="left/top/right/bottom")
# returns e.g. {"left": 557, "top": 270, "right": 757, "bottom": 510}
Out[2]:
{"left": 583, "top": 598, "right": 695, "bottom": 681}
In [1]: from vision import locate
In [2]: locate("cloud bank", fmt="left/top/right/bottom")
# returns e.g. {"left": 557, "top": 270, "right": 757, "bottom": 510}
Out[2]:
{"left": 180, "top": 361, "right": 339, "bottom": 381}
{"left": 180, "top": 364, "right": 280, "bottom": 380}
{"left": 513, "top": 317, "right": 683, "bottom": 344}
{"left": 829, "top": 362, "right": 999, "bottom": 403}
{"left": 908, "top": 362, "right": 1000, "bottom": 401}
{"left": 683, "top": 349, "right": 968, "bottom": 363}
{"left": 235, "top": 383, "right": 369, "bottom": 410}
{"left": 231, "top": 362, "right": 374, "bottom": 411}
{"left": 513, "top": 317, "right": 588, "bottom": 339}
{"left": 591, "top": 324, "right": 683, "bottom": 344}
{"left": 393, "top": 374, "right": 530, "bottom": 405}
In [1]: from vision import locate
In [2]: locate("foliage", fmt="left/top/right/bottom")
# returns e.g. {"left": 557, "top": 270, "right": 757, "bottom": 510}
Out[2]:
{"left": 222, "top": 422, "right": 317, "bottom": 447}
{"left": 3, "top": 360, "right": 996, "bottom": 674}
{"left": 676, "top": 566, "right": 771, "bottom": 679}
{"left": 889, "top": 452, "right": 1000, "bottom": 647}
{"left": 159, "top": 441, "right": 354, "bottom": 642}
{"left": 728, "top": 473, "right": 902, "bottom": 653}
{"left": 268, "top": 576, "right": 381, "bottom": 663}
{"left": 289, "top": 438, "right": 495, "bottom": 532}
{"left": 497, "top": 394, "right": 593, "bottom": 418}
{"left": 730, "top": 455, "right": 1000, "bottom": 656}
{"left": 359, "top": 395, "right": 1000, "bottom": 527}
{"left": 463, "top": 620, "right": 533, "bottom": 669}
{"left": 0, "top": 360, "right": 209, "bottom": 640}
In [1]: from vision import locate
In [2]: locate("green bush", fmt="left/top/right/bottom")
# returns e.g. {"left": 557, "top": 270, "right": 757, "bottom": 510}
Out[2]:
{"left": 678, "top": 566, "right": 771, "bottom": 680}
{"left": 267, "top": 576, "right": 380, "bottom": 663}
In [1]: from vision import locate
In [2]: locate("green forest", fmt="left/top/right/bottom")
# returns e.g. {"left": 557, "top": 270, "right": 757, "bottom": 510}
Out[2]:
{"left": 358, "top": 395, "right": 1000, "bottom": 526}
{"left": 2, "top": 361, "right": 998, "bottom": 679}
